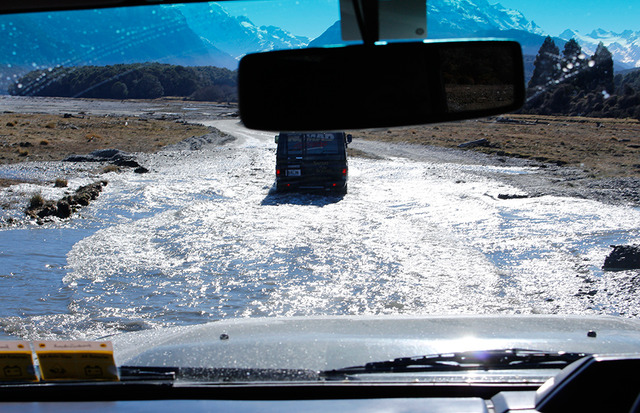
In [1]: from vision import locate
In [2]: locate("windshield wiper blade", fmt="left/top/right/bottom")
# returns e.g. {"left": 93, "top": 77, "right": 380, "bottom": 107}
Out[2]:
{"left": 119, "top": 366, "right": 319, "bottom": 382}
{"left": 321, "top": 349, "right": 588, "bottom": 377}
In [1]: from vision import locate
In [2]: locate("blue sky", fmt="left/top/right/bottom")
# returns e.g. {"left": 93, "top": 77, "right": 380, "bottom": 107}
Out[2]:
{"left": 221, "top": 0, "right": 637, "bottom": 39}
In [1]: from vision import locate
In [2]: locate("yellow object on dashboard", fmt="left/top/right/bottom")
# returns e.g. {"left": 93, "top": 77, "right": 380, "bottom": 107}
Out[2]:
{"left": 35, "top": 341, "right": 119, "bottom": 381}
{"left": 0, "top": 341, "right": 38, "bottom": 382}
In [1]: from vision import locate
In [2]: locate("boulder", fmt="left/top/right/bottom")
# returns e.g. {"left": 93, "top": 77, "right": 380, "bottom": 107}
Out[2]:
{"left": 63, "top": 149, "right": 147, "bottom": 170}
{"left": 458, "top": 138, "right": 490, "bottom": 149}
{"left": 603, "top": 244, "right": 640, "bottom": 270}
{"left": 64, "top": 149, "right": 133, "bottom": 163}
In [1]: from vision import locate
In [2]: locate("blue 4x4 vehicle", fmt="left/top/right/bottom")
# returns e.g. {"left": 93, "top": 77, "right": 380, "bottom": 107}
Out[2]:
{"left": 275, "top": 132, "right": 352, "bottom": 193}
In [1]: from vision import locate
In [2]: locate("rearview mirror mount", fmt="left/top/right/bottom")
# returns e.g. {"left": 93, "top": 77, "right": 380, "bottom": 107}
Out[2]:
{"left": 238, "top": 40, "right": 524, "bottom": 131}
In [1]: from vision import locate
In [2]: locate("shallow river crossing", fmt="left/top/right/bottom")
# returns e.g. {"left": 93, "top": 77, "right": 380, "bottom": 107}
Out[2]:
{"left": 1, "top": 119, "right": 640, "bottom": 340}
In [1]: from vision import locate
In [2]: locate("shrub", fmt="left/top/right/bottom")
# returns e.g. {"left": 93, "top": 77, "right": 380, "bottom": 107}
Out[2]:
{"left": 29, "top": 193, "right": 44, "bottom": 209}
{"left": 54, "top": 178, "right": 68, "bottom": 188}
{"left": 103, "top": 165, "right": 120, "bottom": 173}
{"left": 111, "top": 81, "right": 128, "bottom": 99}
{"left": 85, "top": 133, "right": 102, "bottom": 140}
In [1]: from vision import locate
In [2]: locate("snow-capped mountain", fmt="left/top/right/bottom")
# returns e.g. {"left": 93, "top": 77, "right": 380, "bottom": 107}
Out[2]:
{"left": 0, "top": 6, "right": 235, "bottom": 69}
{"left": 559, "top": 29, "right": 640, "bottom": 69}
{"left": 171, "top": 3, "right": 308, "bottom": 60}
{"left": 1, "top": 0, "right": 638, "bottom": 83}
{"left": 426, "top": 0, "right": 545, "bottom": 38}
{"left": 0, "top": 2, "right": 308, "bottom": 76}
{"left": 310, "top": 0, "right": 549, "bottom": 56}
{"left": 310, "top": 0, "right": 638, "bottom": 71}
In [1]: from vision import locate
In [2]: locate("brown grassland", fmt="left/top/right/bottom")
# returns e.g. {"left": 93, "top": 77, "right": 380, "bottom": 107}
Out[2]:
{"left": 0, "top": 112, "right": 211, "bottom": 187}
{"left": 357, "top": 114, "right": 640, "bottom": 178}
{"left": 1, "top": 112, "right": 639, "bottom": 187}
{"left": 0, "top": 113, "right": 210, "bottom": 164}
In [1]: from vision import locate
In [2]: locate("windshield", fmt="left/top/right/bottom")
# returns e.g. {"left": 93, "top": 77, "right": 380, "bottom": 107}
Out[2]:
{"left": 0, "top": 0, "right": 639, "bottom": 380}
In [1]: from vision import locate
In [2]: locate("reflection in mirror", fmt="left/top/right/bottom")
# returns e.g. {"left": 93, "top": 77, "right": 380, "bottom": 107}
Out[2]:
{"left": 441, "top": 45, "right": 517, "bottom": 112}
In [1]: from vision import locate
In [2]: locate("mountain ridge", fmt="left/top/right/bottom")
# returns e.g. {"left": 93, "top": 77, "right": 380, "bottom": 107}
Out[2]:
{"left": 1, "top": 0, "right": 638, "bottom": 96}
{"left": 558, "top": 29, "right": 640, "bottom": 69}
{"left": 307, "top": 1, "right": 639, "bottom": 70}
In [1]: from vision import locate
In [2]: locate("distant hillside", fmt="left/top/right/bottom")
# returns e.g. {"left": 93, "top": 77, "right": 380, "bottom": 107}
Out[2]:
{"left": 0, "top": 7, "right": 235, "bottom": 69}
{"left": 10, "top": 63, "right": 238, "bottom": 102}
{"left": 0, "top": 4, "right": 306, "bottom": 95}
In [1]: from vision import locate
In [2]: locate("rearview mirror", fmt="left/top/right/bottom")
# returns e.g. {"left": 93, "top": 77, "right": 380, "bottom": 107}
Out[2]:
{"left": 238, "top": 40, "right": 524, "bottom": 131}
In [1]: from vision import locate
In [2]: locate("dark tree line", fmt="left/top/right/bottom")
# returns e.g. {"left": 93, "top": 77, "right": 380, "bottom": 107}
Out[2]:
{"left": 9, "top": 63, "right": 238, "bottom": 102}
{"left": 611, "top": 70, "right": 640, "bottom": 119}
{"left": 522, "top": 36, "right": 640, "bottom": 119}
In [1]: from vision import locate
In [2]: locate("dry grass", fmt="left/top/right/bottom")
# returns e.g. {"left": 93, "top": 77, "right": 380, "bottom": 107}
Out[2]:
{"left": 2, "top": 112, "right": 638, "bottom": 182}
{"left": 28, "top": 193, "right": 44, "bottom": 209}
{"left": 102, "top": 164, "right": 120, "bottom": 173}
{"left": 355, "top": 114, "right": 640, "bottom": 178}
{"left": 0, "top": 113, "right": 210, "bottom": 165}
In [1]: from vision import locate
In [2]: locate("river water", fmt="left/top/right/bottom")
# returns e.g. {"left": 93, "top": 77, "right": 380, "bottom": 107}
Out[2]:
{"left": 1, "top": 119, "right": 640, "bottom": 341}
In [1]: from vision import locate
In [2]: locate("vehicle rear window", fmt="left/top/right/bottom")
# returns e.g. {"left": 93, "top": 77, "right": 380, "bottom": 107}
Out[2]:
{"left": 305, "top": 134, "right": 340, "bottom": 155}
{"left": 281, "top": 133, "right": 341, "bottom": 156}
{"left": 287, "top": 134, "right": 304, "bottom": 155}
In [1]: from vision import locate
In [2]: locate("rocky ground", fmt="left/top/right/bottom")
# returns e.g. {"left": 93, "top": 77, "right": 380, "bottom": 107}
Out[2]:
{"left": 356, "top": 115, "right": 640, "bottom": 207}
{"left": 0, "top": 97, "right": 238, "bottom": 223}
{"left": 0, "top": 96, "right": 639, "bottom": 209}
{"left": 358, "top": 115, "right": 640, "bottom": 177}
{"left": 0, "top": 99, "right": 218, "bottom": 167}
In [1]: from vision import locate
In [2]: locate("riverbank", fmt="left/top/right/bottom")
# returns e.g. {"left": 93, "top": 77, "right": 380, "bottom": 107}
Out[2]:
{"left": 0, "top": 96, "right": 638, "bottom": 207}
{"left": 358, "top": 115, "right": 640, "bottom": 179}
{"left": 0, "top": 111, "right": 211, "bottom": 166}
{"left": 357, "top": 114, "right": 640, "bottom": 207}
{"left": 2, "top": 97, "right": 638, "bottom": 176}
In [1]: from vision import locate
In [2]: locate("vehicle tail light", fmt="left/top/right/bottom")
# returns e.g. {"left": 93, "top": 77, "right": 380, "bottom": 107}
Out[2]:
{"left": 276, "top": 169, "right": 281, "bottom": 176}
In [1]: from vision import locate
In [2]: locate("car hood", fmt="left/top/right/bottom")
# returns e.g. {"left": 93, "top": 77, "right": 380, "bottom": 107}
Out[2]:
{"left": 111, "top": 314, "right": 640, "bottom": 371}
